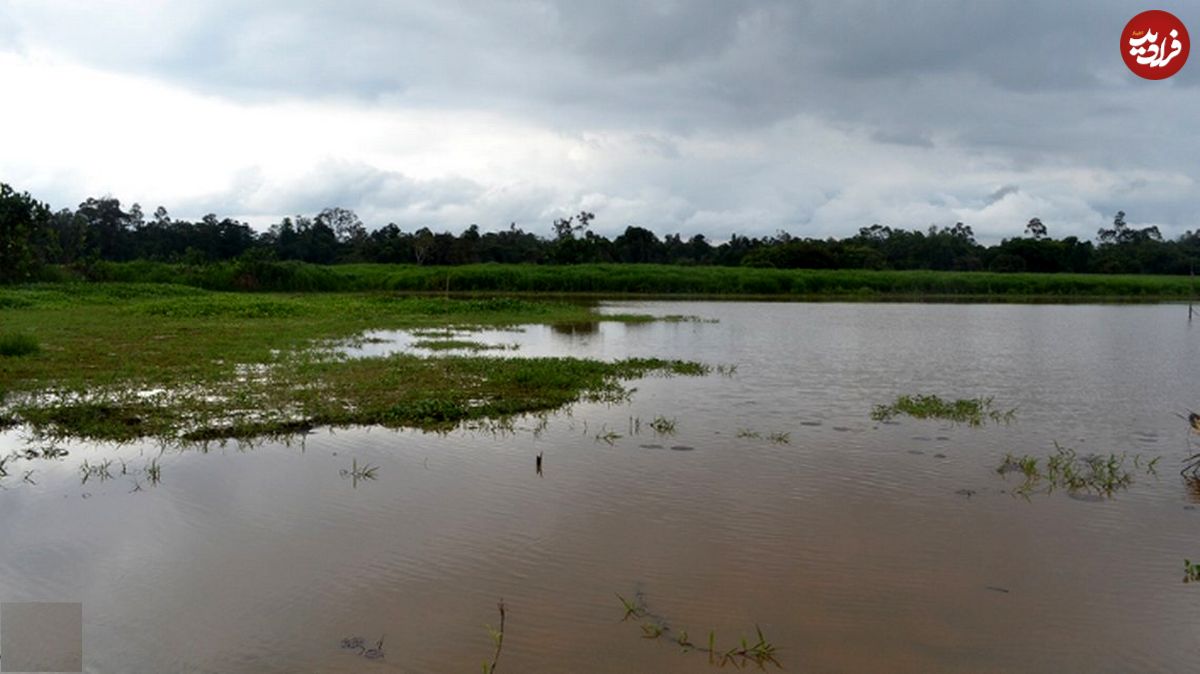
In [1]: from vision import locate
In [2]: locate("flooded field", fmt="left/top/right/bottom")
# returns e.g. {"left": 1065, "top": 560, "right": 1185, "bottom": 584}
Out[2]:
{"left": 3, "top": 301, "right": 1200, "bottom": 672}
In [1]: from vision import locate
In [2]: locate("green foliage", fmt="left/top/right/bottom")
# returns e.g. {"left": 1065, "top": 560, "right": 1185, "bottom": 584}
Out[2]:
{"left": 1184, "top": 560, "right": 1200, "bottom": 583}
{"left": 0, "top": 183, "right": 53, "bottom": 283}
{"left": 58, "top": 260, "right": 1200, "bottom": 298}
{"left": 997, "top": 443, "right": 1159, "bottom": 498}
{"left": 872, "top": 394, "right": 1015, "bottom": 426}
{"left": 0, "top": 333, "right": 40, "bottom": 357}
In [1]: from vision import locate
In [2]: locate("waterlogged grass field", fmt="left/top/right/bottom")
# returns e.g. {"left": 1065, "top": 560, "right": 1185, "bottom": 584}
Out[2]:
{"left": 0, "top": 283, "right": 705, "bottom": 442}
{"left": 80, "top": 260, "right": 1200, "bottom": 298}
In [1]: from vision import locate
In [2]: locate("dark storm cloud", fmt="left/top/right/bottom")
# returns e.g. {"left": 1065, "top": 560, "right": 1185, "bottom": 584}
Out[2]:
{"left": 2, "top": 0, "right": 1198, "bottom": 240}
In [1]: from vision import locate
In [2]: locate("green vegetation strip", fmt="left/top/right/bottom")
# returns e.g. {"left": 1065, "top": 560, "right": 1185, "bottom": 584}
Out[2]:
{"left": 871, "top": 394, "right": 1015, "bottom": 426}
{"left": 76, "top": 260, "right": 1200, "bottom": 299}
{"left": 997, "top": 443, "right": 1159, "bottom": 498}
{"left": 0, "top": 284, "right": 707, "bottom": 442}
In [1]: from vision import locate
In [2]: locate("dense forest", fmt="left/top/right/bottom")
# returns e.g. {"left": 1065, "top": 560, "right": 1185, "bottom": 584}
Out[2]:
{"left": 2, "top": 182, "right": 1198, "bottom": 283}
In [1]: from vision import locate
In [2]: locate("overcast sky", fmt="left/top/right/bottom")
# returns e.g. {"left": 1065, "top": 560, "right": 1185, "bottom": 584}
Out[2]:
{"left": 1, "top": 1, "right": 1197, "bottom": 243}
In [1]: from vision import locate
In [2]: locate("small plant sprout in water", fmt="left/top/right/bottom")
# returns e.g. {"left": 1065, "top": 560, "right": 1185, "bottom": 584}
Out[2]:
{"left": 482, "top": 600, "right": 505, "bottom": 674}
{"left": 872, "top": 394, "right": 1016, "bottom": 426}
{"left": 594, "top": 428, "right": 622, "bottom": 445}
{"left": 615, "top": 591, "right": 780, "bottom": 669}
{"left": 1185, "top": 560, "right": 1200, "bottom": 583}
{"left": 339, "top": 458, "right": 379, "bottom": 487}
{"left": 145, "top": 458, "right": 162, "bottom": 485}
{"left": 80, "top": 459, "right": 114, "bottom": 484}
{"left": 767, "top": 431, "right": 790, "bottom": 445}
{"left": 737, "top": 429, "right": 761, "bottom": 439}
{"left": 649, "top": 416, "right": 677, "bottom": 435}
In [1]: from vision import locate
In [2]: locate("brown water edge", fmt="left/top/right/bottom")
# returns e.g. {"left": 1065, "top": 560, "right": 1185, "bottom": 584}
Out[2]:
{"left": 2, "top": 301, "right": 1200, "bottom": 672}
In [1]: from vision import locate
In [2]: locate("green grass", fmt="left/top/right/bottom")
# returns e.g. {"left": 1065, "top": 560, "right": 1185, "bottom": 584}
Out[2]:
{"left": 0, "top": 284, "right": 708, "bottom": 442}
{"left": 872, "top": 394, "right": 1015, "bottom": 426}
{"left": 0, "top": 332, "right": 40, "bottom": 357}
{"left": 70, "top": 260, "right": 1200, "bottom": 299}
{"left": 1184, "top": 560, "right": 1200, "bottom": 583}
{"left": 997, "top": 442, "right": 1159, "bottom": 498}
{"left": 411, "top": 339, "right": 510, "bottom": 352}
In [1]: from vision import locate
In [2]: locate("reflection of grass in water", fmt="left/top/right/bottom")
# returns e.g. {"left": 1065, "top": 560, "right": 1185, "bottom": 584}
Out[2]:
{"left": 997, "top": 442, "right": 1159, "bottom": 498}
{"left": 872, "top": 394, "right": 1015, "bottom": 426}
{"left": 616, "top": 591, "right": 780, "bottom": 669}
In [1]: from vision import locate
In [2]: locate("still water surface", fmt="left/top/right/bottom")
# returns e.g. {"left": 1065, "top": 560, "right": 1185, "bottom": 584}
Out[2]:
{"left": 2, "top": 302, "right": 1200, "bottom": 672}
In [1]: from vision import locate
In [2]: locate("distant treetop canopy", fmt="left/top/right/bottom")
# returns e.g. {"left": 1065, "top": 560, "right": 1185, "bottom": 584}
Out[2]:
{"left": 1, "top": 182, "right": 1198, "bottom": 280}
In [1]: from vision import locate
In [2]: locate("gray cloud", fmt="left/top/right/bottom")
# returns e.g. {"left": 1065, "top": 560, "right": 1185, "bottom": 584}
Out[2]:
{"left": 1, "top": 0, "right": 1198, "bottom": 242}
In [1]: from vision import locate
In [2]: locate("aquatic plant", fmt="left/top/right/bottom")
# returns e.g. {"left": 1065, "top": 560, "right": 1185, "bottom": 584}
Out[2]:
{"left": 997, "top": 442, "right": 1156, "bottom": 498}
{"left": 80, "top": 458, "right": 113, "bottom": 484}
{"left": 339, "top": 458, "right": 379, "bottom": 486}
{"left": 767, "top": 431, "right": 790, "bottom": 445}
{"left": 482, "top": 600, "right": 506, "bottom": 674}
{"left": 649, "top": 416, "right": 677, "bottom": 435}
{"left": 615, "top": 591, "right": 780, "bottom": 669}
{"left": 595, "top": 428, "right": 622, "bottom": 445}
{"left": 872, "top": 394, "right": 1015, "bottom": 426}
{"left": 736, "top": 429, "right": 761, "bottom": 439}
{"left": 1185, "top": 560, "right": 1200, "bottom": 583}
{"left": 145, "top": 458, "right": 162, "bottom": 485}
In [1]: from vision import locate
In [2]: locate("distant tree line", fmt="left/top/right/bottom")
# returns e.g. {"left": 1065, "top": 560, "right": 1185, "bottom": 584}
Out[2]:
{"left": 2, "top": 182, "right": 1199, "bottom": 283}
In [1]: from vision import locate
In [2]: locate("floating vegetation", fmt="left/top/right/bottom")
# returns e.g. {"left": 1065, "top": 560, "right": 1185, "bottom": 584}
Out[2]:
{"left": 767, "top": 432, "right": 790, "bottom": 445}
{"left": 872, "top": 394, "right": 1015, "bottom": 426}
{"left": 595, "top": 429, "right": 622, "bottom": 445}
{"left": 339, "top": 458, "right": 379, "bottom": 487}
{"left": 1185, "top": 560, "right": 1200, "bottom": 583}
{"left": 997, "top": 442, "right": 1158, "bottom": 498}
{"left": 736, "top": 429, "right": 761, "bottom": 439}
{"left": 616, "top": 591, "right": 780, "bottom": 669}
{"left": 649, "top": 416, "right": 677, "bottom": 435}
{"left": 339, "top": 635, "right": 385, "bottom": 660}
{"left": 411, "top": 339, "right": 515, "bottom": 352}
{"left": 482, "top": 600, "right": 506, "bottom": 674}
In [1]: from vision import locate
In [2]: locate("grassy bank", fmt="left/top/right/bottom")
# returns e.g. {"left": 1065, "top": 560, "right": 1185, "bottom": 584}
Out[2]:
{"left": 74, "top": 260, "right": 1200, "bottom": 299}
{"left": 0, "top": 284, "right": 705, "bottom": 442}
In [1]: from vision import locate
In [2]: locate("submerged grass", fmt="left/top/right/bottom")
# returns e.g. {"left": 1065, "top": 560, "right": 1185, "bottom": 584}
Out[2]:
{"left": 0, "top": 285, "right": 709, "bottom": 442}
{"left": 411, "top": 339, "right": 511, "bottom": 352}
{"left": 872, "top": 394, "right": 1015, "bottom": 426}
{"left": 615, "top": 591, "right": 780, "bottom": 669}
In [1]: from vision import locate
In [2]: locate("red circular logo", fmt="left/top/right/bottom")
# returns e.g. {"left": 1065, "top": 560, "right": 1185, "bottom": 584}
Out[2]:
{"left": 1122, "top": 10, "right": 1189, "bottom": 79}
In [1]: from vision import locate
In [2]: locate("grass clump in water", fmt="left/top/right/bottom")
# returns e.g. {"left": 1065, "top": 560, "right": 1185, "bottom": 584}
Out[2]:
{"left": 872, "top": 394, "right": 1015, "bottom": 426}
{"left": 0, "top": 333, "right": 40, "bottom": 357}
{"left": 615, "top": 591, "right": 780, "bottom": 669}
{"left": 997, "top": 442, "right": 1159, "bottom": 498}
{"left": 1184, "top": 560, "right": 1200, "bottom": 583}
{"left": 411, "top": 339, "right": 508, "bottom": 352}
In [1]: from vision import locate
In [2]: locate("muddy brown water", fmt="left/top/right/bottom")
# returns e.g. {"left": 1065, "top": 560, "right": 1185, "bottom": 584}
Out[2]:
{"left": 2, "top": 302, "right": 1200, "bottom": 672}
